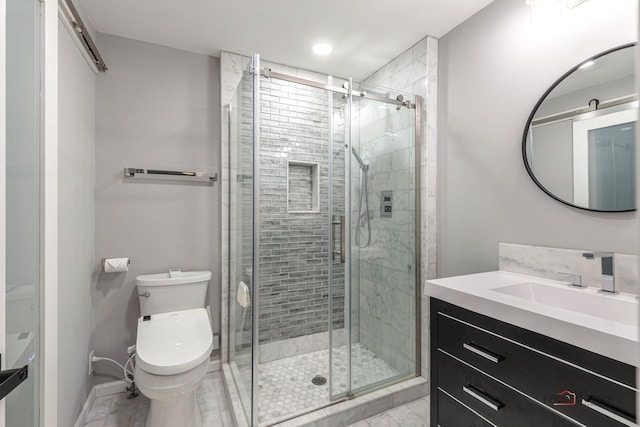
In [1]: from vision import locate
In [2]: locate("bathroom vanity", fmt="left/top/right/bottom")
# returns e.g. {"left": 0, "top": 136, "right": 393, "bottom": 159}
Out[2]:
{"left": 426, "top": 272, "right": 638, "bottom": 427}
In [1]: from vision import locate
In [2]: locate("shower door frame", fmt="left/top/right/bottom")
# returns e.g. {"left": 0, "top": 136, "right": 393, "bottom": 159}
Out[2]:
{"left": 246, "top": 54, "right": 423, "bottom": 426}
{"left": 250, "top": 53, "right": 261, "bottom": 427}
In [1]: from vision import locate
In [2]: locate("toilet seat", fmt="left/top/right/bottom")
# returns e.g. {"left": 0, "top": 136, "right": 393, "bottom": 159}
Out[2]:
{"left": 136, "top": 308, "right": 213, "bottom": 376}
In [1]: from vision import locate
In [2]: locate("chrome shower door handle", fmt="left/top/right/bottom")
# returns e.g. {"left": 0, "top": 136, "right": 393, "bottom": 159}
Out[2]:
{"left": 339, "top": 215, "right": 345, "bottom": 264}
{"left": 331, "top": 215, "right": 339, "bottom": 261}
{"left": 331, "top": 215, "right": 346, "bottom": 264}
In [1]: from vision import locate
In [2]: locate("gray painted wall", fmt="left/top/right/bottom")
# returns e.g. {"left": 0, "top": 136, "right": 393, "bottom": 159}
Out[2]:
{"left": 529, "top": 120, "right": 574, "bottom": 201}
{"left": 57, "top": 24, "right": 96, "bottom": 427}
{"left": 93, "top": 33, "right": 221, "bottom": 384}
{"left": 438, "top": 0, "right": 637, "bottom": 277}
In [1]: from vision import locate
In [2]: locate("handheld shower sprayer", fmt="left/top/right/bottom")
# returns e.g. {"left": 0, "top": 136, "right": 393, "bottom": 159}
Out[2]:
{"left": 351, "top": 147, "right": 371, "bottom": 248}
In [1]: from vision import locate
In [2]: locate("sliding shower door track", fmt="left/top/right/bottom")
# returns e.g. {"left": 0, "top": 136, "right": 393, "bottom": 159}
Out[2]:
{"left": 259, "top": 68, "right": 415, "bottom": 109}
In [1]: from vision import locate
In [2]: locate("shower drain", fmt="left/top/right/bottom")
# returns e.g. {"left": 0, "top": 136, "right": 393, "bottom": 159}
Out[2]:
{"left": 311, "top": 376, "right": 327, "bottom": 386}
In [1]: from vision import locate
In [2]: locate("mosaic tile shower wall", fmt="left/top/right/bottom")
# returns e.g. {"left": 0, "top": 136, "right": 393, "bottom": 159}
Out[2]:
{"left": 237, "top": 75, "right": 347, "bottom": 344}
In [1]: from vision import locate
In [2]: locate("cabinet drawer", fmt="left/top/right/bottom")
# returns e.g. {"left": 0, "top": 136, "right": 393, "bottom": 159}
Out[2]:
{"left": 436, "top": 308, "right": 637, "bottom": 427}
{"left": 437, "top": 389, "right": 493, "bottom": 427}
{"left": 435, "top": 299, "right": 635, "bottom": 387}
{"left": 438, "top": 351, "right": 576, "bottom": 427}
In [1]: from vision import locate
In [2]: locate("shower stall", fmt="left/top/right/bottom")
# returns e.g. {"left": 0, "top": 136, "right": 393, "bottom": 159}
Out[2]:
{"left": 225, "top": 54, "right": 420, "bottom": 426}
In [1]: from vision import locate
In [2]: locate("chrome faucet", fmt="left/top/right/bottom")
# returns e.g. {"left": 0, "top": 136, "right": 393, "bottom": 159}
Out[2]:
{"left": 582, "top": 252, "right": 615, "bottom": 293}
{"left": 558, "top": 273, "right": 585, "bottom": 288}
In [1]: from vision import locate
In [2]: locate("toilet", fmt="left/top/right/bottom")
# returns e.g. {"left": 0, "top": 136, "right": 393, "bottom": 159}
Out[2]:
{"left": 134, "top": 270, "right": 213, "bottom": 427}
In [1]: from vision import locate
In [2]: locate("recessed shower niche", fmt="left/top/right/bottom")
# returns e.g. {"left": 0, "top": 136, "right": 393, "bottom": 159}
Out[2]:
{"left": 287, "top": 161, "right": 319, "bottom": 213}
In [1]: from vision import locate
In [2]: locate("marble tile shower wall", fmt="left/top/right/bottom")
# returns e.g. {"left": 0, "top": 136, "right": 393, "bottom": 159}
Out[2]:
{"left": 363, "top": 36, "right": 437, "bottom": 280}
{"left": 240, "top": 75, "right": 346, "bottom": 344}
{"left": 359, "top": 36, "right": 438, "bottom": 378}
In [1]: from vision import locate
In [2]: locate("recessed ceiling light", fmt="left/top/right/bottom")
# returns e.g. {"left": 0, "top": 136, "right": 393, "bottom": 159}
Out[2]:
{"left": 579, "top": 60, "right": 595, "bottom": 69}
{"left": 312, "top": 43, "right": 333, "bottom": 56}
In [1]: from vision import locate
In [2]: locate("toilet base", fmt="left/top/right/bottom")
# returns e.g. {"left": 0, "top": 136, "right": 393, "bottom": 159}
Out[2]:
{"left": 145, "top": 391, "right": 202, "bottom": 427}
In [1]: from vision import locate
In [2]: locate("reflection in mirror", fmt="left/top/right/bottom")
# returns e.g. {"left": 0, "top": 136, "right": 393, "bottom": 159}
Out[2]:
{"left": 523, "top": 44, "right": 636, "bottom": 212}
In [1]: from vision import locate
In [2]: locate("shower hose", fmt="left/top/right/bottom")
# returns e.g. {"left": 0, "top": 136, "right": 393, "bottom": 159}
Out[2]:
{"left": 355, "top": 169, "right": 371, "bottom": 248}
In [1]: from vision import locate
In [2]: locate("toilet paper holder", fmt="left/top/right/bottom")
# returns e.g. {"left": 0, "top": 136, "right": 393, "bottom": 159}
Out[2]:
{"left": 101, "top": 257, "right": 131, "bottom": 272}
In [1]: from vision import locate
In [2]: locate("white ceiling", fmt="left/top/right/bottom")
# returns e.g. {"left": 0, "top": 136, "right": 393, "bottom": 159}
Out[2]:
{"left": 78, "top": 0, "right": 494, "bottom": 80}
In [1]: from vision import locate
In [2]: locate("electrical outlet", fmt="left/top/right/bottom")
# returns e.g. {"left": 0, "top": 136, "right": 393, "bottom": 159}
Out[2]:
{"left": 88, "top": 350, "right": 94, "bottom": 376}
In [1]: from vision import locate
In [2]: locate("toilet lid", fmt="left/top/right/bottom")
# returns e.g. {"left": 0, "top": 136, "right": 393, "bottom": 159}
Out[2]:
{"left": 136, "top": 308, "right": 213, "bottom": 376}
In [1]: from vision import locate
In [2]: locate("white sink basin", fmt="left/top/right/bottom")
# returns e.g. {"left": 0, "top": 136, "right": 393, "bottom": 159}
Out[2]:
{"left": 492, "top": 282, "right": 637, "bottom": 326}
{"left": 426, "top": 271, "right": 639, "bottom": 366}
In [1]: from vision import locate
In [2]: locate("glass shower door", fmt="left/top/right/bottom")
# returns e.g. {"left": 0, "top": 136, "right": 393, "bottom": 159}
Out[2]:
{"left": 4, "top": 0, "right": 41, "bottom": 425}
{"left": 329, "top": 83, "right": 417, "bottom": 399}
{"left": 350, "top": 89, "right": 417, "bottom": 393}
{"left": 228, "top": 67, "right": 255, "bottom": 425}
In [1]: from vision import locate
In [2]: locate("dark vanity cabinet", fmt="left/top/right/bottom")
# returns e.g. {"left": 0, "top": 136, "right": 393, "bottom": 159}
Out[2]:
{"left": 430, "top": 298, "right": 637, "bottom": 427}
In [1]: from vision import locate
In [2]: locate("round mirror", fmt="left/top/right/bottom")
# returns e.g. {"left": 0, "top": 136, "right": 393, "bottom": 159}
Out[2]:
{"left": 522, "top": 44, "right": 636, "bottom": 212}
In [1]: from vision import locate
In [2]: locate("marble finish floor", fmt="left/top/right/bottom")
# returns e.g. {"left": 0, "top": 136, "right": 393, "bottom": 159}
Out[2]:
{"left": 82, "top": 371, "right": 234, "bottom": 427}
{"left": 82, "top": 367, "right": 429, "bottom": 427}
{"left": 346, "top": 396, "right": 429, "bottom": 427}
{"left": 237, "top": 343, "right": 401, "bottom": 424}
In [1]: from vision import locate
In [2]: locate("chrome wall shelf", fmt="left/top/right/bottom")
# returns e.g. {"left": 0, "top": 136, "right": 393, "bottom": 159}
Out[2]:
{"left": 124, "top": 168, "right": 217, "bottom": 184}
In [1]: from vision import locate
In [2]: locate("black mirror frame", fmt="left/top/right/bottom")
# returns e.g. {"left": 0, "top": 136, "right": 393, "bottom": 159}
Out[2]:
{"left": 521, "top": 42, "right": 637, "bottom": 213}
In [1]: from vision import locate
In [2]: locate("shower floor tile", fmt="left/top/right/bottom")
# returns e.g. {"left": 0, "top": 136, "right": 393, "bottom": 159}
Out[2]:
{"left": 238, "top": 343, "right": 400, "bottom": 424}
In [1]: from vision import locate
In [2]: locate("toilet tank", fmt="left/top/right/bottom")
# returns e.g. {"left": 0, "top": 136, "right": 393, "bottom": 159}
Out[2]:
{"left": 136, "top": 271, "right": 211, "bottom": 316}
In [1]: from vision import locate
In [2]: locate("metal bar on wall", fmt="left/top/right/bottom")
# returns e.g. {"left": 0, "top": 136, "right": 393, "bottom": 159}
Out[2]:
{"left": 58, "top": 0, "right": 107, "bottom": 72}
{"left": 123, "top": 167, "right": 217, "bottom": 183}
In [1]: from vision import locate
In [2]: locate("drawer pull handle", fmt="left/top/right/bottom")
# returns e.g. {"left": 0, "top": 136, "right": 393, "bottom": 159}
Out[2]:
{"left": 463, "top": 343, "right": 503, "bottom": 363}
{"left": 463, "top": 386, "right": 504, "bottom": 411}
{"left": 581, "top": 399, "right": 638, "bottom": 427}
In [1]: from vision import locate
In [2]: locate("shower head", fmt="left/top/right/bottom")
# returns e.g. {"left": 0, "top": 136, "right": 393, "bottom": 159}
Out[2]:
{"left": 351, "top": 147, "right": 369, "bottom": 172}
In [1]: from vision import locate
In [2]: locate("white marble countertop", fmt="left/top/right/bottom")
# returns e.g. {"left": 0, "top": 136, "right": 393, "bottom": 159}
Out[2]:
{"left": 425, "top": 271, "right": 639, "bottom": 367}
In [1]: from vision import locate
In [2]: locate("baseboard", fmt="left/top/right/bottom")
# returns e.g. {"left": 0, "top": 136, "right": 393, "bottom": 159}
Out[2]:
{"left": 73, "top": 381, "right": 128, "bottom": 426}
{"left": 208, "top": 358, "right": 221, "bottom": 372}
{"left": 94, "top": 380, "right": 128, "bottom": 398}
{"left": 72, "top": 386, "right": 96, "bottom": 427}
{"left": 74, "top": 359, "right": 222, "bottom": 427}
